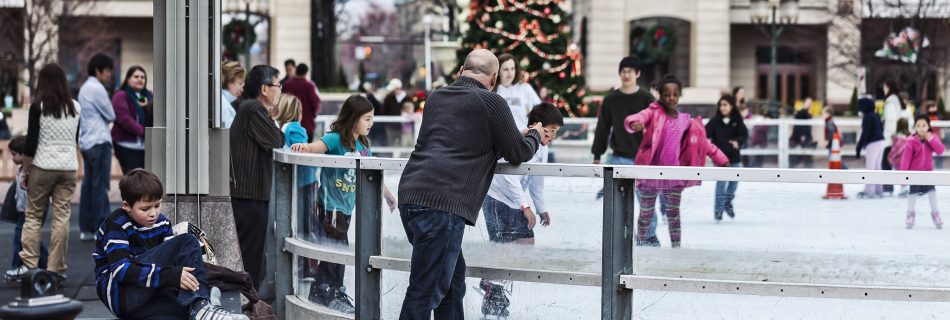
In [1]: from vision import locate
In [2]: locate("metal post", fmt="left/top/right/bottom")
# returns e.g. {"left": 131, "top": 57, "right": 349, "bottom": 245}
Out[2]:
{"left": 602, "top": 168, "right": 635, "bottom": 319}
{"left": 266, "top": 161, "right": 294, "bottom": 318}
{"left": 355, "top": 162, "right": 382, "bottom": 319}
{"left": 778, "top": 120, "right": 791, "bottom": 168}
{"left": 768, "top": 6, "right": 779, "bottom": 118}
{"left": 423, "top": 15, "right": 433, "bottom": 92}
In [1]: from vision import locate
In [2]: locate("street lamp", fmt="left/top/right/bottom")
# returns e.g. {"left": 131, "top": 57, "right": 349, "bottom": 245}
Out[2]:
{"left": 751, "top": 0, "right": 799, "bottom": 117}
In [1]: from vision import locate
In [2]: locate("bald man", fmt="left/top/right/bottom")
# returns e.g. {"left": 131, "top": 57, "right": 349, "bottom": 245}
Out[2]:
{"left": 397, "top": 49, "right": 545, "bottom": 319}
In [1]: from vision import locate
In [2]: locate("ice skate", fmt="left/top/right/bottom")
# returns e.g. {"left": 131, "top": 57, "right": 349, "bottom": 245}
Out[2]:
{"left": 479, "top": 279, "right": 510, "bottom": 319}
{"left": 906, "top": 210, "right": 915, "bottom": 229}
{"left": 725, "top": 201, "right": 736, "bottom": 219}
{"left": 932, "top": 210, "right": 943, "bottom": 229}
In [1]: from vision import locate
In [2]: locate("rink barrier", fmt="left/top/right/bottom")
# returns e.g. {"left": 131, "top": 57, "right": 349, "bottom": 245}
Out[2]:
{"left": 269, "top": 149, "right": 950, "bottom": 320}
{"left": 318, "top": 115, "right": 950, "bottom": 166}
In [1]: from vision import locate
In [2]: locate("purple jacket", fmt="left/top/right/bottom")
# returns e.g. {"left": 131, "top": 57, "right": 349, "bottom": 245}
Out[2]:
{"left": 111, "top": 91, "right": 144, "bottom": 143}
{"left": 624, "top": 102, "right": 730, "bottom": 188}
{"left": 898, "top": 134, "right": 945, "bottom": 171}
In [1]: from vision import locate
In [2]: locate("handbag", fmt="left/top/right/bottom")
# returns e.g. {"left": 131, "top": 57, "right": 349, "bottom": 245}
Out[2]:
{"left": 173, "top": 222, "right": 219, "bottom": 265}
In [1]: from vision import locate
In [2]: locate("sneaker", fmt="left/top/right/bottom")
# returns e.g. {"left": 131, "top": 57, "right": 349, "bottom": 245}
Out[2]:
{"left": 190, "top": 298, "right": 249, "bottom": 320}
{"left": 636, "top": 236, "right": 660, "bottom": 247}
{"left": 328, "top": 286, "right": 355, "bottom": 314}
{"left": 79, "top": 232, "right": 95, "bottom": 241}
{"left": 5, "top": 266, "right": 27, "bottom": 280}
{"left": 932, "top": 211, "right": 943, "bottom": 229}
{"left": 725, "top": 201, "right": 736, "bottom": 218}
{"left": 906, "top": 210, "right": 916, "bottom": 229}
{"left": 308, "top": 283, "right": 333, "bottom": 306}
{"left": 480, "top": 280, "right": 510, "bottom": 317}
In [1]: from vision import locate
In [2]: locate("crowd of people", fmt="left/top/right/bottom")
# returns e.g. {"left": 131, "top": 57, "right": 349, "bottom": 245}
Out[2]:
{"left": 2, "top": 46, "right": 947, "bottom": 320}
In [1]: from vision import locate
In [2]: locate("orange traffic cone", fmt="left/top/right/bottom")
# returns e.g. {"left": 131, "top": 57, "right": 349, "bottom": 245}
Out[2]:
{"left": 823, "top": 132, "right": 847, "bottom": 200}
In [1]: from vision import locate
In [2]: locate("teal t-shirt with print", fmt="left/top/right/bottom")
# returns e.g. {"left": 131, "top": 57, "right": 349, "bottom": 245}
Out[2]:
{"left": 318, "top": 132, "right": 371, "bottom": 215}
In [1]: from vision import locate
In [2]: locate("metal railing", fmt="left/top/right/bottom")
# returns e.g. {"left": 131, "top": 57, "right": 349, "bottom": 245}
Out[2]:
{"left": 267, "top": 149, "right": 950, "bottom": 319}
{"left": 317, "top": 115, "right": 950, "bottom": 167}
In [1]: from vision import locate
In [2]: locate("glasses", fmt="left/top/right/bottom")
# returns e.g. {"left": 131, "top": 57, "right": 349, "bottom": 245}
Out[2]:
{"left": 265, "top": 83, "right": 282, "bottom": 89}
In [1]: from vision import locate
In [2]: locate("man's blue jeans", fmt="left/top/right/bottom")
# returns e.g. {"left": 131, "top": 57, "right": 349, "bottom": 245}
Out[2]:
{"left": 80, "top": 143, "right": 112, "bottom": 233}
{"left": 398, "top": 204, "right": 466, "bottom": 320}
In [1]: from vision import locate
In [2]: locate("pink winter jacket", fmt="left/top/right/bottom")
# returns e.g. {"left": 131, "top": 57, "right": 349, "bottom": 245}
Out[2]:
{"left": 897, "top": 133, "right": 945, "bottom": 171}
{"left": 624, "top": 102, "right": 730, "bottom": 187}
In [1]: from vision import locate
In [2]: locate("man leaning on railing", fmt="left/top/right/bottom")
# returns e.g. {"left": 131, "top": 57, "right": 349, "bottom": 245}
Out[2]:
{"left": 395, "top": 49, "right": 548, "bottom": 320}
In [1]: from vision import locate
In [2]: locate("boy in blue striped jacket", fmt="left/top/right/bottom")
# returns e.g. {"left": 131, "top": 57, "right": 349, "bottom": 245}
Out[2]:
{"left": 93, "top": 169, "right": 247, "bottom": 320}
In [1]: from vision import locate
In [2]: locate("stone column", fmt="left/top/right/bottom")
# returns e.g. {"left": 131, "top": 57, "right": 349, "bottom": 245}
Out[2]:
{"left": 585, "top": 0, "right": 626, "bottom": 91}
{"left": 692, "top": 0, "right": 731, "bottom": 89}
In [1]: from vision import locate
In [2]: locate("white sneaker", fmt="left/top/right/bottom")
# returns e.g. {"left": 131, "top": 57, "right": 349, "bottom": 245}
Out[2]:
{"left": 190, "top": 299, "right": 248, "bottom": 320}
{"left": 5, "top": 266, "right": 27, "bottom": 279}
{"left": 79, "top": 232, "right": 95, "bottom": 241}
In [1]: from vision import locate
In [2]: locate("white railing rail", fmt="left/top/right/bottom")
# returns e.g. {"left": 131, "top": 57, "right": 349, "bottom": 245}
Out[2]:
{"left": 267, "top": 150, "right": 950, "bottom": 319}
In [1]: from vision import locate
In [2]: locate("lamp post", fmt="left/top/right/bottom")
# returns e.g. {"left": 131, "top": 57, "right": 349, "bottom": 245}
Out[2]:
{"left": 751, "top": 0, "right": 799, "bottom": 117}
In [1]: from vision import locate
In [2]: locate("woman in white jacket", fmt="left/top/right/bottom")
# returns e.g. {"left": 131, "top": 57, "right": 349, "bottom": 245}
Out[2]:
{"left": 881, "top": 78, "right": 913, "bottom": 196}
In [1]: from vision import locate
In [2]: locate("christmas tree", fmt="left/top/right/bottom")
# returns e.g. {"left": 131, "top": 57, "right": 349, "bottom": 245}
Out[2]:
{"left": 457, "top": 0, "right": 587, "bottom": 117}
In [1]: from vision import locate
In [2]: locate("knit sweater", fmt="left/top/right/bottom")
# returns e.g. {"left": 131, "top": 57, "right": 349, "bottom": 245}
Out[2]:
{"left": 591, "top": 88, "right": 655, "bottom": 160}
{"left": 93, "top": 208, "right": 178, "bottom": 315}
{"left": 230, "top": 99, "right": 285, "bottom": 201}
{"left": 25, "top": 101, "right": 81, "bottom": 171}
{"left": 398, "top": 76, "right": 541, "bottom": 225}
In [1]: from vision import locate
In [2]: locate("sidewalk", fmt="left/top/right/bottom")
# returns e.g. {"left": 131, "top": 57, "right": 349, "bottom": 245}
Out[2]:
{"left": 0, "top": 202, "right": 121, "bottom": 319}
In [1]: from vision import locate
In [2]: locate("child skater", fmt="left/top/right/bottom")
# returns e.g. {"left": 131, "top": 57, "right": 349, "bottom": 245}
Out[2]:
{"left": 624, "top": 74, "right": 730, "bottom": 248}
{"left": 290, "top": 94, "right": 396, "bottom": 314}
{"left": 898, "top": 115, "right": 945, "bottom": 229}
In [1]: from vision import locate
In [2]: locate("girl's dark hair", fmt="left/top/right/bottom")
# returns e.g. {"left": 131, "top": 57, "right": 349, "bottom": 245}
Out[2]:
{"left": 241, "top": 65, "right": 281, "bottom": 100}
{"left": 35, "top": 64, "right": 77, "bottom": 118}
{"left": 713, "top": 94, "right": 741, "bottom": 121}
{"left": 119, "top": 66, "right": 148, "bottom": 91}
{"left": 732, "top": 86, "right": 745, "bottom": 106}
{"left": 331, "top": 94, "right": 374, "bottom": 152}
{"left": 495, "top": 53, "right": 522, "bottom": 86}
{"left": 883, "top": 78, "right": 906, "bottom": 110}
{"left": 527, "top": 102, "right": 564, "bottom": 127}
{"left": 656, "top": 74, "right": 683, "bottom": 94}
{"left": 914, "top": 114, "right": 932, "bottom": 132}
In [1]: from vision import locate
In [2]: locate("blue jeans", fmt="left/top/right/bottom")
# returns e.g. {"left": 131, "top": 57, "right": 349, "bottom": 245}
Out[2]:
{"left": 399, "top": 205, "right": 466, "bottom": 320}
{"left": 80, "top": 143, "right": 112, "bottom": 233}
{"left": 714, "top": 163, "right": 742, "bottom": 217}
{"left": 603, "top": 155, "right": 661, "bottom": 238}
{"left": 12, "top": 210, "right": 48, "bottom": 269}
{"left": 98, "top": 234, "right": 207, "bottom": 319}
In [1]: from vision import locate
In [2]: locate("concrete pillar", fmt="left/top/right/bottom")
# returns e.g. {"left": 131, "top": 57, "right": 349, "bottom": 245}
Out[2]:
{"left": 585, "top": 0, "right": 626, "bottom": 90}
{"left": 269, "top": 0, "right": 311, "bottom": 69}
{"left": 692, "top": 0, "right": 731, "bottom": 89}
{"left": 151, "top": 0, "right": 244, "bottom": 272}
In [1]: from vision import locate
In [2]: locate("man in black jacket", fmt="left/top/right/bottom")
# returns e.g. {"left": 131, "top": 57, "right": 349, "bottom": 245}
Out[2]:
{"left": 397, "top": 49, "right": 545, "bottom": 319}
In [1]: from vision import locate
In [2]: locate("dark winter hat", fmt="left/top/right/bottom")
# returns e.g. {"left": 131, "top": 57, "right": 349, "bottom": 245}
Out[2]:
{"left": 618, "top": 56, "right": 641, "bottom": 73}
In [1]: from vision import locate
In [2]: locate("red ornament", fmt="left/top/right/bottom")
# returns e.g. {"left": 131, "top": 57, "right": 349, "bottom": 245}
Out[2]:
{"left": 544, "top": 7, "right": 551, "bottom": 15}
{"left": 559, "top": 72, "right": 566, "bottom": 79}
{"left": 481, "top": 13, "right": 490, "bottom": 22}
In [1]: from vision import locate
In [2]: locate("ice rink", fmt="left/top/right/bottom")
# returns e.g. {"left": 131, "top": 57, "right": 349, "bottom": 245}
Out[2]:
{"left": 305, "top": 174, "right": 950, "bottom": 319}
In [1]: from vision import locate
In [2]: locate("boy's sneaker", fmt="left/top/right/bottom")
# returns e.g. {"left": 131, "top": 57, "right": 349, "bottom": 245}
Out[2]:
{"left": 479, "top": 279, "right": 510, "bottom": 317}
{"left": 5, "top": 266, "right": 27, "bottom": 280}
{"left": 189, "top": 298, "right": 249, "bottom": 320}
{"left": 328, "top": 286, "right": 355, "bottom": 314}
{"left": 79, "top": 232, "right": 95, "bottom": 241}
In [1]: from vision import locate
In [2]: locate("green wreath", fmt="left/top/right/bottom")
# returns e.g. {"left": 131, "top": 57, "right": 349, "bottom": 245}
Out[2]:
{"left": 223, "top": 20, "right": 256, "bottom": 54}
{"left": 633, "top": 25, "right": 677, "bottom": 63}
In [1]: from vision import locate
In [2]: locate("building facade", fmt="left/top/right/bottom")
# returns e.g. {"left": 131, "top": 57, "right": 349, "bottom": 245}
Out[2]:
{"left": 573, "top": 0, "right": 950, "bottom": 110}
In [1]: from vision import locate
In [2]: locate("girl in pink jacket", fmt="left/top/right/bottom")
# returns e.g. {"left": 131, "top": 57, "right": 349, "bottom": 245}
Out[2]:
{"left": 624, "top": 75, "right": 730, "bottom": 248}
{"left": 898, "top": 115, "right": 945, "bottom": 229}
